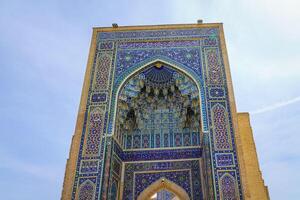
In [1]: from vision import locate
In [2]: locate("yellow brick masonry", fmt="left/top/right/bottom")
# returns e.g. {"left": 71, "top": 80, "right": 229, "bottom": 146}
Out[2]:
{"left": 237, "top": 113, "right": 270, "bottom": 200}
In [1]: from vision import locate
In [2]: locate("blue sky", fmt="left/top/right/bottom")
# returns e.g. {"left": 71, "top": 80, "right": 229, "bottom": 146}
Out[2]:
{"left": 0, "top": 0, "right": 299, "bottom": 199}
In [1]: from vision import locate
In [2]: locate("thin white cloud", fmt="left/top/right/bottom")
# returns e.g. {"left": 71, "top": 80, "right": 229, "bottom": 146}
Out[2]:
{"left": 0, "top": 154, "right": 61, "bottom": 183}
{"left": 250, "top": 96, "right": 300, "bottom": 114}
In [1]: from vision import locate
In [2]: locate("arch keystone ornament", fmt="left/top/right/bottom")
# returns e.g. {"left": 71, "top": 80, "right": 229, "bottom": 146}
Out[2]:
{"left": 62, "top": 23, "right": 269, "bottom": 200}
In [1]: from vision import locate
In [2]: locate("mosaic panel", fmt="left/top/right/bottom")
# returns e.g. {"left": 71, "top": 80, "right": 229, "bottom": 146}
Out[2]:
{"left": 122, "top": 109, "right": 200, "bottom": 150}
{"left": 91, "top": 92, "right": 107, "bottom": 103}
{"left": 93, "top": 53, "right": 112, "bottom": 91}
{"left": 116, "top": 48, "right": 202, "bottom": 78}
{"left": 204, "top": 47, "right": 223, "bottom": 85}
{"left": 135, "top": 170, "right": 190, "bottom": 198}
{"left": 218, "top": 172, "right": 239, "bottom": 200}
{"left": 118, "top": 40, "right": 200, "bottom": 49}
{"left": 209, "top": 87, "right": 225, "bottom": 98}
{"left": 101, "top": 137, "right": 112, "bottom": 199}
{"left": 80, "top": 160, "right": 99, "bottom": 174}
{"left": 113, "top": 140, "right": 202, "bottom": 161}
{"left": 215, "top": 153, "right": 235, "bottom": 167}
{"left": 203, "top": 36, "right": 218, "bottom": 46}
{"left": 123, "top": 160, "right": 202, "bottom": 200}
{"left": 84, "top": 107, "right": 105, "bottom": 155}
{"left": 78, "top": 180, "right": 95, "bottom": 200}
{"left": 98, "top": 41, "right": 114, "bottom": 50}
{"left": 211, "top": 103, "right": 232, "bottom": 150}
{"left": 98, "top": 28, "right": 218, "bottom": 40}
{"left": 78, "top": 177, "right": 97, "bottom": 185}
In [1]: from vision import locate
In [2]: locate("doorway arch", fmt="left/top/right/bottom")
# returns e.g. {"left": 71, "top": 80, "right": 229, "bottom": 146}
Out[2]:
{"left": 137, "top": 178, "right": 190, "bottom": 200}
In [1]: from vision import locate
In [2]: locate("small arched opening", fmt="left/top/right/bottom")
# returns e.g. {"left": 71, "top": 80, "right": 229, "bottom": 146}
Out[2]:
{"left": 137, "top": 178, "right": 190, "bottom": 200}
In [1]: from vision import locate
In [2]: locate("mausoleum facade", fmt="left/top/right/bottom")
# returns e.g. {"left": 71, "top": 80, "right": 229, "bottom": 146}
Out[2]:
{"left": 62, "top": 23, "right": 269, "bottom": 200}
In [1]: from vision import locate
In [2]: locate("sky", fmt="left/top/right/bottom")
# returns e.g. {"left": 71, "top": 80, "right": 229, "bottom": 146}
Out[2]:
{"left": 0, "top": 0, "right": 299, "bottom": 199}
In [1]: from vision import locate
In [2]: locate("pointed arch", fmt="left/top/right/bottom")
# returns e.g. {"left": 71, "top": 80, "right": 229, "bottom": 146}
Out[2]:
{"left": 219, "top": 173, "right": 238, "bottom": 200}
{"left": 77, "top": 180, "right": 95, "bottom": 200}
{"left": 111, "top": 58, "right": 206, "bottom": 136}
{"left": 137, "top": 178, "right": 190, "bottom": 200}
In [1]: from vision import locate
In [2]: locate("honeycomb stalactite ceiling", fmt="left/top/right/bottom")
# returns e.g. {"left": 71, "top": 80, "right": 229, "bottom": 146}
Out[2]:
{"left": 116, "top": 63, "right": 201, "bottom": 149}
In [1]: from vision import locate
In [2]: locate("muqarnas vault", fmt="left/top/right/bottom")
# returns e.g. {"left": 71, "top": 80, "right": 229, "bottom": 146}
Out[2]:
{"left": 62, "top": 23, "right": 269, "bottom": 200}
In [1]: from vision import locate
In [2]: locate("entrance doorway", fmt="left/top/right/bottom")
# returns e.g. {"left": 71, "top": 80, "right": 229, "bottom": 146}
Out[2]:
{"left": 137, "top": 178, "right": 190, "bottom": 200}
{"left": 150, "top": 189, "right": 180, "bottom": 200}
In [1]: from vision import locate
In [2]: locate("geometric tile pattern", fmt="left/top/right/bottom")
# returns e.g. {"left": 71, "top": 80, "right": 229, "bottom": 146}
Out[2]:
{"left": 78, "top": 180, "right": 95, "bottom": 200}
{"left": 113, "top": 141, "right": 202, "bottom": 161}
{"left": 91, "top": 92, "right": 107, "bottom": 103}
{"left": 123, "top": 109, "right": 200, "bottom": 149}
{"left": 211, "top": 103, "right": 232, "bottom": 150}
{"left": 98, "top": 41, "right": 114, "bottom": 50}
{"left": 93, "top": 53, "right": 112, "bottom": 91}
{"left": 135, "top": 171, "right": 190, "bottom": 198}
{"left": 98, "top": 28, "right": 218, "bottom": 40}
{"left": 84, "top": 107, "right": 104, "bottom": 155}
{"left": 80, "top": 160, "right": 99, "bottom": 174}
{"left": 115, "top": 48, "right": 202, "bottom": 77}
{"left": 204, "top": 48, "right": 223, "bottom": 85}
{"left": 123, "top": 160, "right": 203, "bottom": 200}
{"left": 215, "top": 153, "right": 235, "bottom": 167}
{"left": 209, "top": 87, "right": 225, "bottom": 98}
{"left": 219, "top": 173, "right": 238, "bottom": 200}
